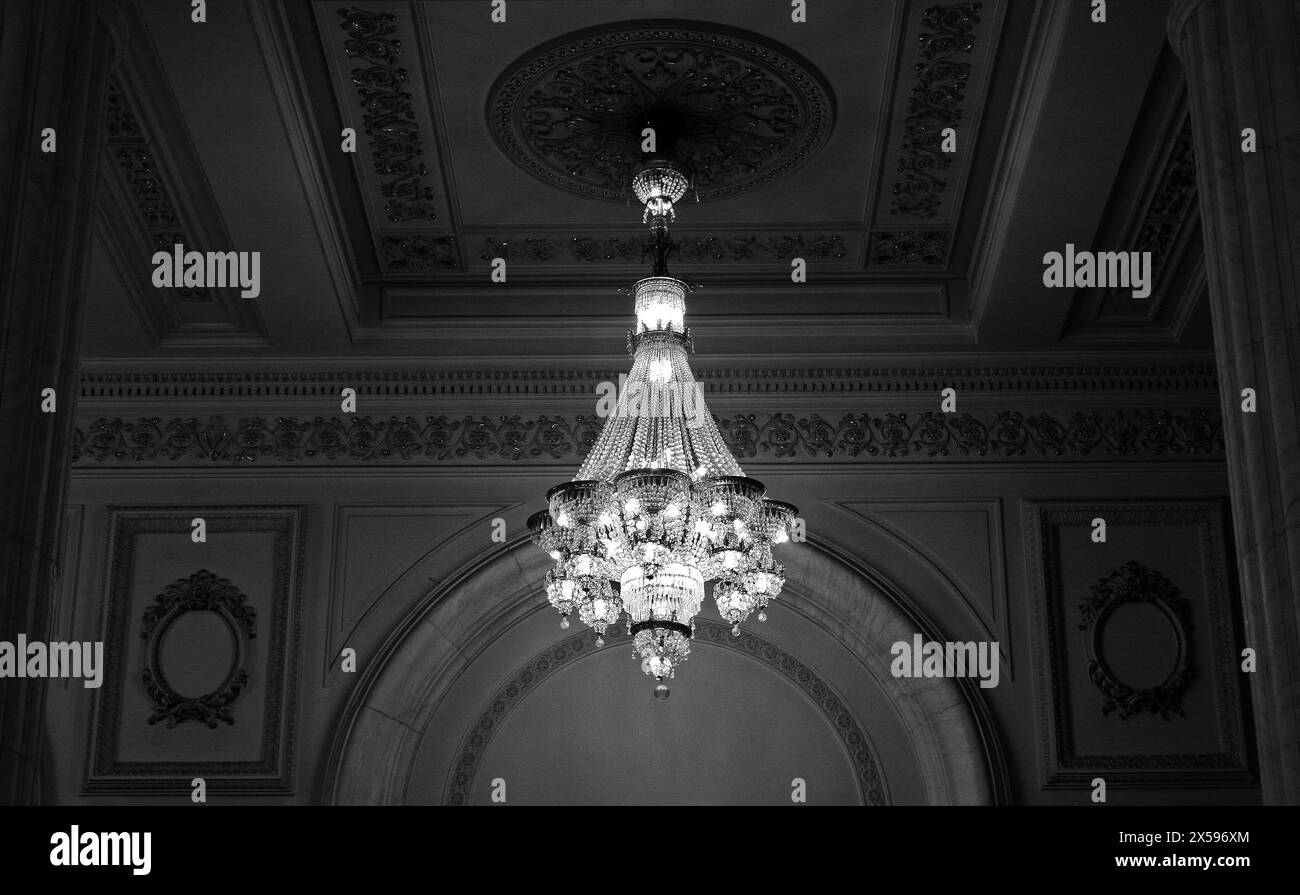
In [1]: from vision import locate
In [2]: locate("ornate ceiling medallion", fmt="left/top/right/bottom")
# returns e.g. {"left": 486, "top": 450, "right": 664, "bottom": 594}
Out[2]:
{"left": 487, "top": 21, "right": 835, "bottom": 203}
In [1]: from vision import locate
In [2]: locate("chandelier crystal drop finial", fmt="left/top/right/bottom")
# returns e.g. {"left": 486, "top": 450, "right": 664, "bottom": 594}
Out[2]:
{"left": 526, "top": 153, "right": 798, "bottom": 687}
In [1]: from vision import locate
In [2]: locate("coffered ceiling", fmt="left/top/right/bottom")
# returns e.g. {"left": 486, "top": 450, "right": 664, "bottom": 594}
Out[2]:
{"left": 82, "top": 0, "right": 1209, "bottom": 369}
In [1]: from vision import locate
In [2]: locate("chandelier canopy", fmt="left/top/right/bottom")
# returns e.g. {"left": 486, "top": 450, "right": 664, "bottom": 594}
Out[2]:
{"left": 528, "top": 149, "right": 797, "bottom": 697}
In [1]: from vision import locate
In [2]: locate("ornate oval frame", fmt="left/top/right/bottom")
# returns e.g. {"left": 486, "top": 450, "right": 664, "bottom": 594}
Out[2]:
{"left": 1078, "top": 560, "right": 1193, "bottom": 720}
{"left": 140, "top": 569, "right": 257, "bottom": 729}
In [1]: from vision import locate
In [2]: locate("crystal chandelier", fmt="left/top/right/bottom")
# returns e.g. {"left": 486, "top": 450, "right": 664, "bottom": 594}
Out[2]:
{"left": 527, "top": 151, "right": 798, "bottom": 697}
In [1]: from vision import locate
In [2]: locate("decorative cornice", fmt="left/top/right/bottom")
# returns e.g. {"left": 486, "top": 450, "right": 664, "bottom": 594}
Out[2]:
{"left": 445, "top": 621, "right": 885, "bottom": 805}
{"left": 337, "top": 6, "right": 437, "bottom": 222}
{"left": 75, "top": 364, "right": 1220, "bottom": 400}
{"left": 72, "top": 408, "right": 1223, "bottom": 466}
{"left": 487, "top": 21, "right": 834, "bottom": 203}
{"left": 889, "top": 2, "right": 981, "bottom": 220}
{"left": 476, "top": 234, "right": 851, "bottom": 265}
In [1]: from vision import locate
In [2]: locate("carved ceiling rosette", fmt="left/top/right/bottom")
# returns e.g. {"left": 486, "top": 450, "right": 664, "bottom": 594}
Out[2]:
{"left": 487, "top": 21, "right": 834, "bottom": 202}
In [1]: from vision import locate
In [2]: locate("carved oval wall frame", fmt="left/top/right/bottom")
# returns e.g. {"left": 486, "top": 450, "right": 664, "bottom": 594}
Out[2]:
{"left": 324, "top": 538, "right": 999, "bottom": 805}
{"left": 1077, "top": 560, "right": 1193, "bottom": 720}
{"left": 140, "top": 569, "right": 257, "bottom": 729}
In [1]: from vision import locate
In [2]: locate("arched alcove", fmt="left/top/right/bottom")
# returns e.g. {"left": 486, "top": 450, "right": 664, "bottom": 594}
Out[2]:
{"left": 324, "top": 538, "right": 999, "bottom": 805}
{"left": 435, "top": 618, "right": 887, "bottom": 805}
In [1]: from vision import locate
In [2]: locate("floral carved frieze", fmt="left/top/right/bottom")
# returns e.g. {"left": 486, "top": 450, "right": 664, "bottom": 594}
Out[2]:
{"left": 487, "top": 21, "right": 834, "bottom": 203}
{"left": 104, "top": 81, "right": 210, "bottom": 301}
{"left": 73, "top": 409, "right": 1222, "bottom": 466}
{"left": 338, "top": 6, "right": 437, "bottom": 222}
{"left": 1110, "top": 119, "right": 1197, "bottom": 297}
{"left": 869, "top": 230, "right": 950, "bottom": 266}
{"left": 888, "top": 2, "right": 982, "bottom": 220}
{"left": 380, "top": 233, "right": 459, "bottom": 272}
{"left": 1077, "top": 561, "right": 1194, "bottom": 720}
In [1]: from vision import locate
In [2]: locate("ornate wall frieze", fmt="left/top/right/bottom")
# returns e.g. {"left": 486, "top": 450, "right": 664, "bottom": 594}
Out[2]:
{"left": 888, "top": 2, "right": 981, "bottom": 220}
{"left": 566, "top": 236, "right": 640, "bottom": 263}
{"left": 104, "top": 81, "right": 209, "bottom": 301}
{"left": 487, "top": 21, "right": 834, "bottom": 203}
{"left": 71, "top": 409, "right": 1222, "bottom": 466}
{"left": 338, "top": 6, "right": 437, "bottom": 222}
{"left": 477, "top": 234, "right": 850, "bottom": 264}
{"left": 445, "top": 621, "right": 884, "bottom": 805}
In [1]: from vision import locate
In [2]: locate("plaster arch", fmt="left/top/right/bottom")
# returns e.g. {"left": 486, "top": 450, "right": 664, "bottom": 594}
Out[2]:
{"left": 325, "top": 536, "right": 1000, "bottom": 805}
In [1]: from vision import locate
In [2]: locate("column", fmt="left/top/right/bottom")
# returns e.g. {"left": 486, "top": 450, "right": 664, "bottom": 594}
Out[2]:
{"left": 0, "top": 0, "right": 124, "bottom": 804}
{"left": 1169, "top": 0, "right": 1300, "bottom": 803}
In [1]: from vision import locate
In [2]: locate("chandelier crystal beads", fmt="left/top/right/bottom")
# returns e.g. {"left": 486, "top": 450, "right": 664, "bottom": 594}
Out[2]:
{"left": 528, "top": 156, "right": 797, "bottom": 693}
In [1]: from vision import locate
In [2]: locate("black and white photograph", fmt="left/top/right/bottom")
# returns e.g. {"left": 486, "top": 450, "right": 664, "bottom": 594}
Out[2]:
{"left": 0, "top": 0, "right": 1294, "bottom": 874}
